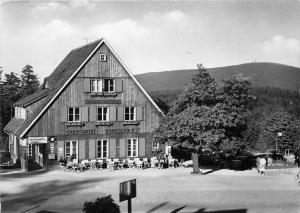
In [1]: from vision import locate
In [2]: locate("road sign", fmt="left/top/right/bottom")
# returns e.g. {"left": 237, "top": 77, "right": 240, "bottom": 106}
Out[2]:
{"left": 119, "top": 179, "right": 136, "bottom": 202}
{"left": 120, "top": 179, "right": 136, "bottom": 213}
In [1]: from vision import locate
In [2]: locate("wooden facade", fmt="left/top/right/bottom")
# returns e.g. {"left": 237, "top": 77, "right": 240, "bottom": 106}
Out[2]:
{"left": 5, "top": 39, "right": 163, "bottom": 169}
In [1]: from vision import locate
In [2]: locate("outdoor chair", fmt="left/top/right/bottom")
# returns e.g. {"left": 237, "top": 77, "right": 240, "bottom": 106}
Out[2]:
{"left": 143, "top": 158, "right": 149, "bottom": 169}
{"left": 106, "top": 159, "right": 114, "bottom": 171}
{"left": 150, "top": 157, "right": 159, "bottom": 168}
{"left": 136, "top": 160, "right": 143, "bottom": 170}
{"left": 113, "top": 158, "right": 122, "bottom": 170}
{"left": 80, "top": 160, "right": 89, "bottom": 171}
{"left": 90, "top": 160, "right": 97, "bottom": 170}
{"left": 169, "top": 159, "right": 175, "bottom": 168}
{"left": 97, "top": 159, "right": 103, "bottom": 169}
{"left": 59, "top": 163, "right": 67, "bottom": 172}
{"left": 66, "top": 161, "right": 73, "bottom": 172}
{"left": 72, "top": 162, "right": 80, "bottom": 172}
{"left": 133, "top": 158, "right": 143, "bottom": 169}
{"left": 127, "top": 158, "right": 134, "bottom": 168}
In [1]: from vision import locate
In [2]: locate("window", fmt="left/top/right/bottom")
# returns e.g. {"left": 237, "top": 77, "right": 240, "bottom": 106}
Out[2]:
{"left": 28, "top": 144, "right": 33, "bottom": 158}
{"left": 97, "top": 139, "right": 108, "bottom": 158}
{"left": 65, "top": 141, "right": 78, "bottom": 159}
{"left": 97, "top": 107, "right": 109, "bottom": 122}
{"left": 127, "top": 138, "right": 138, "bottom": 157}
{"left": 124, "top": 107, "right": 136, "bottom": 121}
{"left": 15, "top": 107, "right": 27, "bottom": 119}
{"left": 100, "top": 54, "right": 107, "bottom": 62}
{"left": 20, "top": 108, "right": 27, "bottom": 119}
{"left": 103, "top": 79, "right": 115, "bottom": 92}
{"left": 68, "top": 107, "right": 80, "bottom": 122}
{"left": 91, "top": 79, "right": 102, "bottom": 92}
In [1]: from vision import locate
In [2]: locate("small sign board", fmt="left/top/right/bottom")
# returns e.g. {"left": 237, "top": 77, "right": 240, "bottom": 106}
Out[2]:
{"left": 28, "top": 137, "right": 47, "bottom": 144}
{"left": 119, "top": 179, "right": 136, "bottom": 202}
{"left": 48, "top": 154, "right": 56, "bottom": 160}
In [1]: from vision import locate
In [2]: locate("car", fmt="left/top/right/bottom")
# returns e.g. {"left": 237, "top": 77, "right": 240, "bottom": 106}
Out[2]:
{"left": 0, "top": 150, "right": 14, "bottom": 167}
{"left": 182, "top": 160, "right": 193, "bottom": 167}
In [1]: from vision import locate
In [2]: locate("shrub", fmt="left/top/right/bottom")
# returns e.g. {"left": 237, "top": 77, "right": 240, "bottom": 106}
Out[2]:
{"left": 83, "top": 195, "right": 120, "bottom": 213}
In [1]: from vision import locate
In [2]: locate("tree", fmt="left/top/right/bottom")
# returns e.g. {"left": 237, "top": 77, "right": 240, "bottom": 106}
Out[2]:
{"left": 153, "top": 65, "right": 255, "bottom": 174}
{"left": 1, "top": 73, "right": 21, "bottom": 135}
{"left": 152, "top": 97, "right": 170, "bottom": 114}
{"left": 20, "top": 65, "right": 40, "bottom": 97}
{"left": 256, "top": 109, "right": 300, "bottom": 152}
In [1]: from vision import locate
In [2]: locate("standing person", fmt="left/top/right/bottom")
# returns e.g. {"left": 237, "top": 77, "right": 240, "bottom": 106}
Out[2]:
{"left": 259, "top": 157, "right": 267, "bottom": 175}
{"left": 256, "top": 156, "right": 261, "bottom": 174}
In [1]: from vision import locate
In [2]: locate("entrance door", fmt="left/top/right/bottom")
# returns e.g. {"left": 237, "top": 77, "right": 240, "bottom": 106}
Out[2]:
{"left": 36, "top": 144, "right": 46, "bottom": 168}
{"left": 65, "top": 141, "right": 78, "bottom": 161}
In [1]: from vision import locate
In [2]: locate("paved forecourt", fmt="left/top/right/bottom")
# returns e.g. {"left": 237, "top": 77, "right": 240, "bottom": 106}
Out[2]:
{"left": 1, "top": 167, "right": 300, "bottom": 213}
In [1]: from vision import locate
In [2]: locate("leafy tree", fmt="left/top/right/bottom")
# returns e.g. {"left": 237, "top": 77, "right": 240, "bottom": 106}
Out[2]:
{"left": 152, "top": 96, "right": 170, "bottom": 114}
{"left": 256, "top": 109, "right": 300, "bottom": 152}
{"left": 153, "top": 65, "right": 255, "bottom": 173}
{"left": 20, "top": 65, "right": 40, "bottom": 97}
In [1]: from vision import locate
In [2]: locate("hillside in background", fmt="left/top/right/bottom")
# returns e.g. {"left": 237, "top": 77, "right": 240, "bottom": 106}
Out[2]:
{"left": 135, "top": 62, "right": 300, "bottom": 92}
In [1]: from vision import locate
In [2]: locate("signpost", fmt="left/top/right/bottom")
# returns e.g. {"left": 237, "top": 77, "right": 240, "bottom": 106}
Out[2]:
{"left": 276, "top": 132, "right": 282, "bottom": 152}
{"left": 48, "top": 136, "right": 57, "bottom": 160}
{"left": 120, "top": 179, "right": 136, "bottom": 213}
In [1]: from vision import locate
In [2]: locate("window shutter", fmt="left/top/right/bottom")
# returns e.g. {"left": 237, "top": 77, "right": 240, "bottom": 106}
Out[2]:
{"left": 81, "top": 107, "right": 89, "bottom": 122}
{"left": 109, "top": 107, "right": 116, "bottom": 121}
{"left": 115, "top": 79, "right": 123, "bottom": 93}
{"left": 89, "top": 106, "right": 97, "bottom": 122}
{"left": 139, "top": 138, "right": 145, "bottom": 157}
{"left": 60, "top": 107, "right": 68, "bottom": 122}
{"left": 79, "top": 140, "right": 85, "bottom": 160}
{"left": 84, "top": 78, "right": 91, "bottom": 93}
{"left": 117, "top": 107, "right": 124, "bottom": 121}
{"left": 136, "top": 107, "right": 143, "bottom": 121}
{"left": 89, "top": 139, "right": 96, "bottom": 159}
{"left": 119, "top": 138, "right": 126, "bottom": 158}
{"left": 109, "top": 139, "right": 116, "bottom": 158}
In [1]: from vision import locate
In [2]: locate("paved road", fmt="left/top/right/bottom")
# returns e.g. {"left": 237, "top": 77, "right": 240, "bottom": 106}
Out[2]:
{"left": 1, "top": 168, "right": 299, "bottom": 213}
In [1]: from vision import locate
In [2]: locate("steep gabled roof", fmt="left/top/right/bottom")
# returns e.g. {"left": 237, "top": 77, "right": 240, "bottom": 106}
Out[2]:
{"left": 14, "top": 39, "right": 102, "bottom": 107}
{"left": 16, "top": 38, "right": 163, "bottom": 138}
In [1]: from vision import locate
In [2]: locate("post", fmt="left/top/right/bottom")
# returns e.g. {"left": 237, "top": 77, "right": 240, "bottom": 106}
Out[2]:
{"left": 128, "top": 198, "right": 132, "bottom": 213}
{"left": 275, "top": 134, "right": 278, "bottom": 152}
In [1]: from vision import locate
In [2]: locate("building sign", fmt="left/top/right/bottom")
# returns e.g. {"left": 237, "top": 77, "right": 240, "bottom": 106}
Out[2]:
{"left": 66, "top": 129, "right": 96, "bottom": 135}
{"left": 28, "top": 137, "right": 47, "bottom": 144}
{"left": 119, "top": 179, "right": 136, "bottom": 202}
{"left": 106, "top": 128, "right": 139, "bottom": 134}
{"left": 48, "top": 154, "right": 56, "bottom": 159}
{"left": 85, "top": 99, "right": 121, "bottom": 104}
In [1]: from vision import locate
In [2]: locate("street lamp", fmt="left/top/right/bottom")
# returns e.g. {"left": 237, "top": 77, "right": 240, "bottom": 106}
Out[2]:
{"left": 276, "top": 132, "right": 282, "bottom": 152}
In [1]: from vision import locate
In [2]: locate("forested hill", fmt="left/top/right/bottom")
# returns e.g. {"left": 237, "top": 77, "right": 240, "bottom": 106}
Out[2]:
{"left": 135, "top": 62, "right": 300, "bottom": 92}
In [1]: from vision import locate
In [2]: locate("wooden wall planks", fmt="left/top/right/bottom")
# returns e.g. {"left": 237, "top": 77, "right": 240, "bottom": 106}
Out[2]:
{"left": 27, "top": 42, "right": 161, "bottom": 138}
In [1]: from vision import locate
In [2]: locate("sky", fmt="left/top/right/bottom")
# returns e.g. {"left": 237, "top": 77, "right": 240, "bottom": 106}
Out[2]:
{"left": 1, "top": 0, "right": 300, "bottom": 82}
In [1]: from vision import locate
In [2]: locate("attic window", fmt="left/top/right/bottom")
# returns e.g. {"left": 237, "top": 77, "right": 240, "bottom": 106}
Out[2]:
{"left": 100, "top": 54, "right": 107, "bottom": 62}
